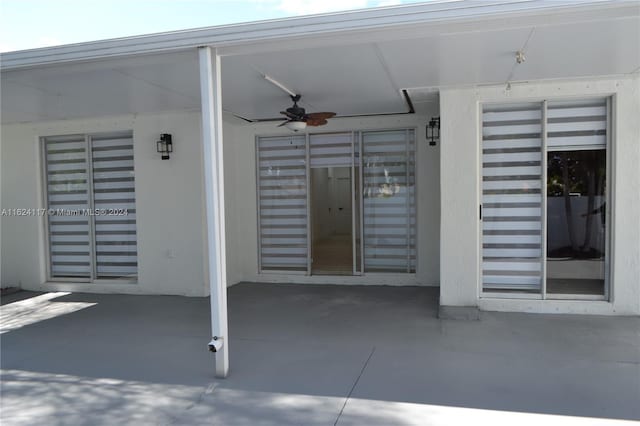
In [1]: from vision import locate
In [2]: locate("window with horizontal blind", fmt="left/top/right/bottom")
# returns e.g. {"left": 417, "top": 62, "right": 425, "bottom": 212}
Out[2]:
{"left": 256, "top": 129, "right": 416, "bottom": 275}
{"left": 481, "top": 103, "right": 543, "bottom": 292}
{"left": 545, "top": 99, "right": 608, "bottom": 297}
{"left": 43, "top": 131, "right": 138, "bottom": 281}
{"left": 362, "top": 129, "right": 416, "bottom": 273}
{"left": 481, "top": 98, "right": 610, "bottom": 298}
{"left": 257, "top": 135, "right": 308, "bottom": 272}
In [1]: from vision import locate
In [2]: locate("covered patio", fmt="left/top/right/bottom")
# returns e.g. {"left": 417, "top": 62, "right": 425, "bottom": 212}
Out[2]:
{"left": 2, "top": 284, "right": 638, "bottom": 425}
{"left": 3, "top": 2, "right": 639, "bottom": 382}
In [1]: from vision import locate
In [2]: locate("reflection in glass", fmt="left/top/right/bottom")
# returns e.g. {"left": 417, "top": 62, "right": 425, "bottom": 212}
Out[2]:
{"left": 362, "top": 130, "right": 416, "bottom": 273}
{"left": 546, "top": 150, "right": 606, "bottom": 295}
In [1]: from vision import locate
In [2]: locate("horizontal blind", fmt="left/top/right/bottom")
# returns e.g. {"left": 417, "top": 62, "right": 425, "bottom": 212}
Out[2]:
{"left": 91, "top": 132, "right": 137, "bottom": 279}
{"left": 362, "top": 129, "right": 416, "bottom": 273}
{"left": 258, "top": 135, "right": 308, "bottom": 272}
{"left": 45, "top": 135, "right": 92, "bottom": 278}
{"left": 482, "top": 103, "right": 542, "bottom": 291}
{"left": 309, "top": 132, "right": 353, "bottom": 167}
{"left": 547, "top": 99, "right": 607, "bottom": 150}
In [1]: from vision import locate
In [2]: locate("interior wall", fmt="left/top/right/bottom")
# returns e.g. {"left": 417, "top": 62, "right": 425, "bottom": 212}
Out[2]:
{"left": 311, "top": 168, "right": 331, "bottom": 240}
{"left": 0, "top": 110, "right": 240, "bottom": 296}
{"left": 328, "top": 167, "right": 352, "bottom": 236}
{"left": 439, "top": 75, "right": 640, "bottom": 315}
{"left": 311, "top": 167, "right": 352, "bottom": 240}
{"left": 223, "top": 110, "right": 441, "bottom": 286}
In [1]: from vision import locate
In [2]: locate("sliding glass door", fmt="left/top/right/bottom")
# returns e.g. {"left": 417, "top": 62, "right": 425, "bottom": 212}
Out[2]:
{"left": 256, "top": 128, "right": 416, "bottom": 276}
{"left": 309, "top": 132, "right": 355, "bottom": 275}
{"left": 256, "top": 135, "right": 308, "bottom": 272}
{"left": 545, "top": 99, "right": 608, "bottom": 297}
{"left": 481, "top": 98, "right": 609, "bottom": 299}
{"left": 45, "top": 135, "right": 93, "bottom": 279}
{"left": 362, "top": 130, "right": 416, "bottom": 273}
{"left": 44, "top": 131, "right": 138, "bottom": 281}
{"left": 481, "top": 103, "right": 543, "bottom": 293}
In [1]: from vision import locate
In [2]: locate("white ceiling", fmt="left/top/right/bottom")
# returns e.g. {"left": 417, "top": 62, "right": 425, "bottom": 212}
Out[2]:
{"left": 221, "top": 44, "right": 406, "bottom": 119}
{"left": 2, "top": 13, "right": 638, "bottom": 124}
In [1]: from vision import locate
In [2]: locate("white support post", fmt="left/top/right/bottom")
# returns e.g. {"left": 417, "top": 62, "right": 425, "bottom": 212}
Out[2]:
{"left": 199, "top": 46, "right": 229, "bottom": 378}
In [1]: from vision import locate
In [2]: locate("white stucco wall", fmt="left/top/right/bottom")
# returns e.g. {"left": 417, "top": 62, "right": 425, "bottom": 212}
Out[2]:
{"left": 1, "top": 107, "right": 441, "bottom": 295}
{"left": 222, "top": 111, "right": 441, "bottom": 287}
{"left": 440, "top": 76, "right": 640, "bottom": 315}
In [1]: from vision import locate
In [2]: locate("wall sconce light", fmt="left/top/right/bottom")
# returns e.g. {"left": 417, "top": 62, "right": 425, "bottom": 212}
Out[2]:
{"left": 427, "top": 117, "right": 440, "bottom": 146}
{"left": 157, "top": 133, "right": 173, "bottom": 160}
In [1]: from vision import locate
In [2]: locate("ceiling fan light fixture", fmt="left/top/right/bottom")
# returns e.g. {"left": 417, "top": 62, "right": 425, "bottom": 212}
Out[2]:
{"left": 277, "top": 94, "right": 334, "bottom": 131}
{"left": 285, "top": 120, "right": 307, "bottom": 132}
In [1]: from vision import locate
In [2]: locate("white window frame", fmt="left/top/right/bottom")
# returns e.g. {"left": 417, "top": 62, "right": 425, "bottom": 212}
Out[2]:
{"left": 478, "top": 97, "right": 612, "bottom": 301}
{"left": 41, "top": 131, "right": 138, "bottom": 284}
{"left": 255, "top": 126, "right": 418, "bottom": 277}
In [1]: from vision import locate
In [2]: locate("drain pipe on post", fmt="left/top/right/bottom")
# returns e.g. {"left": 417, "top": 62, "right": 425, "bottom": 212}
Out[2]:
{"left": 199, "top": 45, "right": 229, "bottom": 378}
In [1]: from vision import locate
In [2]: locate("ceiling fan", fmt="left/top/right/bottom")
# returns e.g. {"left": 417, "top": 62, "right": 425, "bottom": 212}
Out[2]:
{"left": 279, "top": 94, "right": 336, "bottom": 131}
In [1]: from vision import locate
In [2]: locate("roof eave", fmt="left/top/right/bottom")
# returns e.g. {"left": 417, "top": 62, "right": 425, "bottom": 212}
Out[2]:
{"left": 0, "top": 0, "right": 632, "bottom": 71}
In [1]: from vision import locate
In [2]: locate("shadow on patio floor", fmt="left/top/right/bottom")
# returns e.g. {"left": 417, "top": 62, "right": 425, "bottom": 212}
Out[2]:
{"left": 1, "top": 283, "right": 639, "bottom": 425}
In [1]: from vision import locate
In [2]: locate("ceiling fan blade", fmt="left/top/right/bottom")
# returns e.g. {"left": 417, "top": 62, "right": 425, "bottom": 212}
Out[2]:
{"left": 277, "top": 120, "right": 290, "bottom": 127}
{"left": 306, "top": 112, "right": 336, "bottom": 120}
{"left": 280, "top": 111, "right": 298, "bottom": 119}
{"left": 306, "top": 118, "right": 328, "bottom": 126}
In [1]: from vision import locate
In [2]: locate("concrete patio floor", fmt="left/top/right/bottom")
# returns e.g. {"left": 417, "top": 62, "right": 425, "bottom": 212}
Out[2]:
{"left": 1, "top": 282, "right": 639, "bottom": 425}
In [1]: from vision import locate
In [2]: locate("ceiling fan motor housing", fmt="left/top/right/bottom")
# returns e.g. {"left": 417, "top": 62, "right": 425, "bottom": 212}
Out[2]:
{"left": 279, "top": 94, "right": 336, "bottom": 128}
{"left": 287, "top": 95, "right": 306, "bottom": 119}
{"left": 286, "top": 105, "right": 306, "bottom": 119}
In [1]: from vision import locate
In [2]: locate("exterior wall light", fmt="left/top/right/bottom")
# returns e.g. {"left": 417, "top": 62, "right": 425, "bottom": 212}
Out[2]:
{"left": 427, "top": 117, "right": 440, "bottom": 146}
{"left": 157, "top": 133, "right": 173, "bottom": 160}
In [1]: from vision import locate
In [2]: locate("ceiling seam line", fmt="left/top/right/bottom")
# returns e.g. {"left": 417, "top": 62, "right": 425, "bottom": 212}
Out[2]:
{"left": 372, "top": 43, "right": 402, "bottom": 101}
{"left": 112, "top": 69, "right": 200, "bottom": 102}
{"left": 3, "top": 79, "right": 62, "bottom": 97}
{"left": 505, "top": 26, "right": 536, "bottom": 87}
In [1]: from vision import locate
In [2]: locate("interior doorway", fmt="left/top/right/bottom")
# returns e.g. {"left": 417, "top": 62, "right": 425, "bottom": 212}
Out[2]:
{"left": 311, "top": 167, "right": 353, "bottom": 275}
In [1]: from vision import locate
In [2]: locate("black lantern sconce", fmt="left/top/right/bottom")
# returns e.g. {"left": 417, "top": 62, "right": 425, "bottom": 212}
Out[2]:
{"left": 427, "top": 117, "right": 440, "bottom": 146}
{"left": 157, "top": 133, "right": 173, "bottom": 160}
